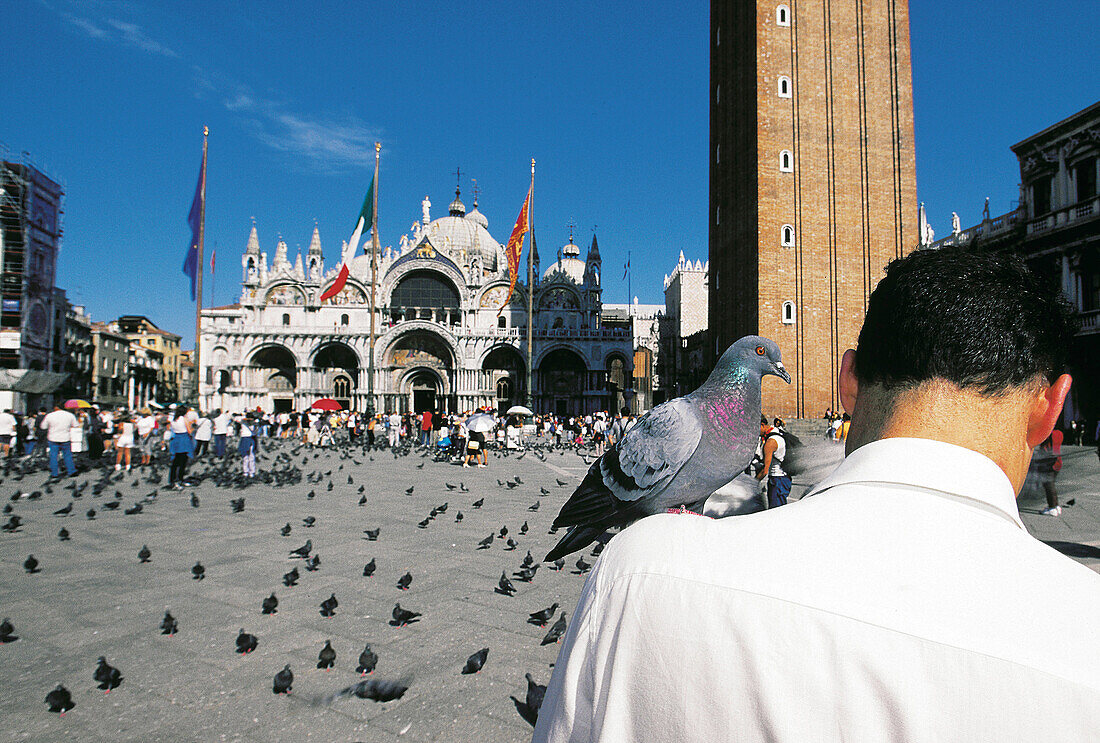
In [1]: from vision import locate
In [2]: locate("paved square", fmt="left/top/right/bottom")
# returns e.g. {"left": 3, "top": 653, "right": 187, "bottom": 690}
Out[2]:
{"left": 1, "top": 436, "right": 1097, "bottom": 742}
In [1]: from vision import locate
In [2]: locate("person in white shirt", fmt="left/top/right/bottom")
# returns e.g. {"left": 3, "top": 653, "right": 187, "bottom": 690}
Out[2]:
{"left": 212, "top": 409, "right": 231, "bottom": 457}
{"left": 388, "top": 411, "right": 401, "bottom": 449}
{"left": 40, "top": 402, "right": 77, "bottom": 478}
{"left": 135, "top": 412, "right": 156, "bottom": 466}
{"left": 193, "top": 412, "right": 213, "bottom": 457}
{"left": 0, "top": 408, "right": 16, "bottom": 456}
{"left": 114, "top": 414, "right": 135, "bottom": 471}
{"left": 534, "top": 247, "right": 1100, "bottom": 742}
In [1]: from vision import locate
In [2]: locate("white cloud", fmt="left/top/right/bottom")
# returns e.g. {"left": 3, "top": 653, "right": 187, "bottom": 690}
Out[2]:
{"left": 105, "top": 18, "right": 179, "bottom": 58}
{"left": 61, "top": 12, "right": 107, "bottom": 38}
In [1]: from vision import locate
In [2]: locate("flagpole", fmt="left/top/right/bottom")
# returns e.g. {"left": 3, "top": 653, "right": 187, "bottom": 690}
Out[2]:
{"left": 526, "top": 158, "right": 535, "bottom": 410}
{"left": 194, "top": 126, "right": 208, "bottom": 400}
{"left": 627, "top": 249, "right": 631, "bottom": 315}
{"left": 368, "top": 142, "right": 380, "bottom": 415}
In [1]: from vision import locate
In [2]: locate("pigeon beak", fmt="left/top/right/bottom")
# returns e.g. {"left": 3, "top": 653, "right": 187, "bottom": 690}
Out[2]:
{"left": 773, "top": 362, "right": 791, "bottom": 384}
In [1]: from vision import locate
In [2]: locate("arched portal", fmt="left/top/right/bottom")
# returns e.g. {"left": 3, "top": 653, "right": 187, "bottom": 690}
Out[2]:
{"left": 538, "top": 348, "right": 588, "bottom": 418}
{"left": 482, "top": 345, "right": 526, "bottom": 414}
{"left": 384, "top": 330, "right": 454, "bottom": 414}
{"left": 249, "top": 345, "right": 297, "bottom": 412}
{"left": 313, "top": 342, "right": 359, "bottom": 411}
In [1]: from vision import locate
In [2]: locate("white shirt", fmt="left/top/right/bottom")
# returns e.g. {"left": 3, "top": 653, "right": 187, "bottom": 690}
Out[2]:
{"left": 41, "top": 409, "right": 77, "bottom": 443}
{"left": 194, "top": 418, "right": 213, "bottom": 441}
{"left": 136, "top": 415, "right": 156, "bottom": 437}
{"left": 213, "top": 413, "right": 231, "bottom": 435}
{"left": 534, "top": 438, "right": 1100, "bottom": 743}
{"left": 0, "top": 412, "right": 15, "bottom": 436}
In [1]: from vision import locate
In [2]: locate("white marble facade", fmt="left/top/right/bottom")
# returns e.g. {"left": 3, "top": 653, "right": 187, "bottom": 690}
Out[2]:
{"left": 198, "top": 188, "right": 633, "bottom": 417}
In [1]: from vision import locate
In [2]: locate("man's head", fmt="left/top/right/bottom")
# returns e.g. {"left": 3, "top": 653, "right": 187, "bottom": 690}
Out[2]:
{"left": 839, "top": 247, "right": 1075, "bottom": 491}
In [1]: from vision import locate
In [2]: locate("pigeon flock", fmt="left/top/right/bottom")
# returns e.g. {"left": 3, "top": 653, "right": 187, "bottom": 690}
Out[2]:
{"left": 0, "top": 430, "right": 605, "bottom": 739}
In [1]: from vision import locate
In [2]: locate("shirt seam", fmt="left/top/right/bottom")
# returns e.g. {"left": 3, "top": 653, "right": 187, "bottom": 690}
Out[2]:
{"left": 598, "top": 569, "right": 1095, "bottom": 689}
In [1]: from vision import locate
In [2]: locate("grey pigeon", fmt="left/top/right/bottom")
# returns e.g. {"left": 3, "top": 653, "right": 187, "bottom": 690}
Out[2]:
{"left": 1, "top": 617, "right": 18, "bottom": 642}
{"left": 545, "top": 336, "right": 789, "bottom": 561}
{"left": 261, "top": 593, "right": 278, "bottom": 614}
{"left": 45, "top": 684, "right": 75, "bottom": 714}
{"left": 324, "top": 678, "right": 408, "bottom": 703}
{"left": 138, "top": 545, "right": 151, "bottom": 563}
{"left": 462, "top": 647, "right": 489, "bottom": 674}
{"left": 93, "top": 656, "right": 123, "bottom": 692}
{"left": 363, "top": 558, "right": 376, "bottom": 577}
{"left": 235, "top": 628, "right": 258, "bottom": 654}
{"left": 541, "top": 614, "right": 567, "bottom": 645}
{"left": 273, "top": 664, "right": 293, "bottom": 694}
{"left": 357, "top": 644, "right": 378, "bottom": 675}
{"left": 317, "top": 640, "right": 336, "bottom": 669}
{"left": 528, "top": 603, "right": 559, "bottom": 626}
{"left": 512, "top": 672, "right": 547, "bottom": 726}
{"left": 160, "top": 611, "right": 178, "bottom": 635}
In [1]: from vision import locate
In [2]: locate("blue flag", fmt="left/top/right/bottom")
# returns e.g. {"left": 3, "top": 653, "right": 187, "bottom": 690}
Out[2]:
{"left": 182, "top": 154, "right": 206, "bottom": 301}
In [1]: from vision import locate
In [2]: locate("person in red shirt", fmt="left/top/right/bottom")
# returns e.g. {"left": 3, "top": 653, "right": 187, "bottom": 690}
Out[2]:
{"left": 420, "top": 410, "right": 432, "bottom": 446}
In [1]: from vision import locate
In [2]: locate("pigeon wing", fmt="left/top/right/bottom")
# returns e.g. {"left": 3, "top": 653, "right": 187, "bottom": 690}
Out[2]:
{"left": 602, "top": 398, "right": 701, "bottom": 498}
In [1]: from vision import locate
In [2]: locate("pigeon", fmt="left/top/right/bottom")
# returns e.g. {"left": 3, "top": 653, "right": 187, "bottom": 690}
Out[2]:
{"left": 417, "top": 517, "right": 431, "bottom": 529}
{"left": 521, "top": 521, "right": 529, "bottom": 534}
{"left": 160, "top": 611, "right": 178, "bottom": 636}
{"left": 546, "top": 336, "right": 789, "bottom": 561}
{"left": 507, "top": 481, "right": 518, "bottom": 489}
{"left": 363, "top": 528, "right": 380, "bottom": 541}
{"left": 556, "top": 479, "right": 568, "bottom": 487}
{"left": 280, "top": 523, "right": 292, "bottom": 536}
{"left": 472, "top": 498, "right": 484, "bottom": 509}
{"left": 462, "top": 647, "right": 489, "bottom": 674}
{"left": 363, "top": 558, "right": 376, "bottom": 577}
{"left": 23, "top": 554, "right": 39, "bottom": 573}
{"left": 357, "top": 495, "right": 367, "bottom": 506}
{"left": 302, "top": 516, "right": 316, "bottom": 528}
{"left": 305, "top": 554, "right": 321, "bottom": 571}
{"left": 325, "top": 678, "right": 408, "bottom": 703}
{"left": 445, "top": 482, "right": 457, "bottom": 491}
{"left": 396, "top": 572, "right": 412, "bottom": 591}
{"left": 477, "top": 534, "right": 494, "bottom": 550}
{"left": 124, "top": 502, "right": 143, "bottom": 515}
{"left": 93, "top": 656, "right": 123, "bottom": 692}
{"left": 320, "top": 593, "right": 338, "bottom": 617}
{"left": 0, "top": 617, "right": 18, "bottom": 642}
{"left": 455, "top": 511, "right": 464, "bottom": 522}
{"left": 591, "top": 542, "right": 605, "bottom": 557}
{"left": 44, "top": 684, "right": 75, "bottom": 714}
{"left": 86, "top": 508, "right": 96, "bottom": 520}
{"left": 514, "top": 476, "right": 524, "bottom": 484}
{"left": 540, "top": 487, "right": 550, "bottom": 495}
{"left": 58, "top": 527, "right": 70, "bottom": 541}
{"left": 541, "top": 614, "right": 567, "bottom": 645}
{"left": 2, "top": 515, "right": 22, "bottom": 531}
{"left": 273, "top": 665, "right": 294, "bottom": 694}
{"left": 307, "top": 489, "right": 315, "bottom": 499}
{"left": 261, "top": 593, "right": 278, "bottom": 615}
{"left": 53, "top": 502, "right": 72, "bottom": 516}
{"left": 505, "top": 538, "right": 518, "bottom": 551}
{"left": 317, "top": 640, "right": 336, "bottom": 669}
{"left": 528, "top": 603, "right": 559, "bottom": 626}
{"left": 356, "top": 644, "right": 379, "bottom": 675}
{"left": 102, "top": 501, "right": 119, "bottom": 510}
{"left": 499, "top": 526, "right": 509, "bottom": 538}
{"left": 496, "top": 572, "right": 517, "bottom": 596}
{"left": 521, "top": 550, "right": 534, "bottom": 568}
{"left": 405, "top": 486, "right": 414, "bottom": 495}
{"left": 575, "top": 557, "right": 592, "bottom": 574}
{"left": 289, "top": 540, "right": 312, "bottom": 558}
{"left": 235, "top": 628, "right": 258, "bottom": 654}
{"left": 528, "top": 501, "right": 540, "bottom": 512}
{"left": 513, "top": 564, "right": 538, "bottom": 582}
{"left": 191, "top": 562, "right": 205, "bottom": 580}
{"left": 190, "top": 493, "right": 200, "bottom": 508}
{"left": 460, "top": 483, "right": 469, "bottom": 492}
{"left": 138, "top": 545, "right": 151, "bottom": 563}
{"left": 513, "top": 673, "right": 547, "bottom": 726}
{"left": 391, "top": 603, "right": 421, "bottom": 626}
{"left": 230, "top": 498, "right": 245, "bottom": 513}
{"left": 283, "top": 567, "right": 300, "bottom": 586}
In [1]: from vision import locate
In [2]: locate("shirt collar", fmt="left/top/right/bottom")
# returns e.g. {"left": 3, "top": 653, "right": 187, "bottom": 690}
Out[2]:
{"left": 805, "top": 437, "right": 1024, "bottom": 529}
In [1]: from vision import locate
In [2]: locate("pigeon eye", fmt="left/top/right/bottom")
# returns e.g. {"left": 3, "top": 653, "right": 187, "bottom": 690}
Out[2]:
{"left": 755, "top": 346, "right": 766, "bottom": 356}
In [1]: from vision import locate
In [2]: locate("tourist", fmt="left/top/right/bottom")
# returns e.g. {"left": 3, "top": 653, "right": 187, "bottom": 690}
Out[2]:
{"left": 755, "top": 414, "right": 790, "bottom": 508}
{"left": 114, "top": 412, "right": 134, "bottom": 472}
{"left": 40, "top": 402, "right": 76, "bottom": 479}
{"left": 136, "top": 408, "right": 156, "bottom": 467}
{"left": 366, "top": 413, "right": 377, "bottom": 448}
{"left": 387, "top": 410, "right": 401, "bottom": 449}
{"left": 69, "top": 410, "right": 85, "bottom": 457}
{"left": 212, "top": 408, "right": 231, "bottom": 456}
{"left": 167, "top": 406, "right": 194, "bottom": 490}
{"left": 533, "top": 247, "right": 1100, "bottom": 741}
{"left": 420, "top": 409, "right": 432, "bottom": 446}
{"left": 29, "top": 406, "right": 47, "bottom": 458}
{"left": 193, "top": 411, "right": 213, "bottom": 457}
{"left": 0, "top": 408, "right": 16, "bottom": 457}
{"left": 239, "top": 412, "right": 258, "bottom": 479}
{"left": 1033, "top": 428, "right": 1064, "bottom": 516}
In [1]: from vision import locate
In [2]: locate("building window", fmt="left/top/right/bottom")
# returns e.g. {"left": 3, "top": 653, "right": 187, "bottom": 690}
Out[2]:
{"left": 1031, "top": 176, "right": 1052, "bottom": 217}
{"left": 781, "top": 301, "right": 796, "bottom": 324}
{"left": 391, "top": 271, "right": 460, "bottom": 309}
{"left": 497, "top": 315, "right": 507, "bottom": 328}
{"left": 716, "top": 143, "right": 720, "bottom": 164}
{"left": 778, "top": 76, "right": 792, "bottom": 98}
{"left": 340, "top": 314, "right": 349, "bottom": 326}
{"left": 780, "top": 150, "right": 793, "bottom": 172}
{"left": 716, "top": 84, "right": 720, "bottom": 105}
{"left": 781, "top": 224, "right": 795, "bottom": 247}
{"left": 1076, "top": 157, "right": 1097, "bottom": 202}
{"left": 716, "top": 205, "right": 720, "bottom": 225}
{"left": 777, "top": 5, "right": 790, "bottom": 26}
{"left": 282, "top": 313, "right": 290, "bottom": 326}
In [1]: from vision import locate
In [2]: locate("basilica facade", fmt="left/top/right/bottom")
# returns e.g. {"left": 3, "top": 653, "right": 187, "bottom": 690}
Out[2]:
{"left": 197, "top": 188, "right": 633, "bottom": 417}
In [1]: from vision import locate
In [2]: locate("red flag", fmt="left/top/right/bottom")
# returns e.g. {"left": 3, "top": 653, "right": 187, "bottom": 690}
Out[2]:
{"left": 210, "top": 248, "right": 215, "bottom": 274}
{"left": 498, "top": 183, "right": 531, "bottom": 315}
{"left": 321, "top": 263, "right": 350, "bottom": 302}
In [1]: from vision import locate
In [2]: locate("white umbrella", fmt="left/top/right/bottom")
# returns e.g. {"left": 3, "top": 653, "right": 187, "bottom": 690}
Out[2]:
{"left": 506, "top": 405, "right": 534, "bottom": 416}
{"left": 465, "top": 413, "right": 496, "bottom": 433}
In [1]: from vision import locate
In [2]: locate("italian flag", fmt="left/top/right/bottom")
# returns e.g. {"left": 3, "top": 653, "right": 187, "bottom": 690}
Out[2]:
{"left": 321, "top": 175, "right": 374, "bottom": 301}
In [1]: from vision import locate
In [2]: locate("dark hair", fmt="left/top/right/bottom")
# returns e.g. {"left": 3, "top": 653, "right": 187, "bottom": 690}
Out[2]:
{"left": 855, "top": 247, "right": 1075, "bottom": 394}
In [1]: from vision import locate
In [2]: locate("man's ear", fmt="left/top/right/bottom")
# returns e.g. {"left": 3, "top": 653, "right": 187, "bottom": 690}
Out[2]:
{"left": 839, "top": 349, "right": 859, "bottom": 415}
{"left": 1026, "top": 374, "right": 1072, "bottom": 449}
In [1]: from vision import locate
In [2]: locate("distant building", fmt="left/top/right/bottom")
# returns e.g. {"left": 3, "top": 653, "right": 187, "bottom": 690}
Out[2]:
{"left": 709, "top": 0, "right": 918, "bottom": 417}
{"left": 91, "top": 322, "right": 129, "bottom": 408}
{"left": 602, "top": 300, "right": 663, "bottom": 413}
{"left": 116, "top": 315, "right": 183, "bottom": 402}
{"left": 128, "top": 343, "right": 161, "bottom": 410}
{"left": 0, "top": 157, "right": 67, "bottom": 409}
{"left": 62, "top": 302, "right": 93, "bottom": 401}
{"left": 179, "top": 349, "right": 197, "bottom": 405}
{"left": 659, "top": 252, "right": 710, "bottom": 400}
{"left": 199, "top": 187, "right": 632, "bottom": 417}
{"left": 925, "top": 100, "right": 1100, "bottom": 424}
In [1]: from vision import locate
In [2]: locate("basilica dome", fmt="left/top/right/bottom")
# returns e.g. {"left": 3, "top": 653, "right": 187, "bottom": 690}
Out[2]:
{"left": 422, "top": 214, "right": 504, "bottom": 273}
{"left": 542, "top": 238, "right": 587, "bottom": 283}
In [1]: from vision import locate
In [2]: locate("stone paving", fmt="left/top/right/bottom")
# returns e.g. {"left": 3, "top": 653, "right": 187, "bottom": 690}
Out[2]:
{"left": 1, "top": 435, "right": 1097, "bottom": 742}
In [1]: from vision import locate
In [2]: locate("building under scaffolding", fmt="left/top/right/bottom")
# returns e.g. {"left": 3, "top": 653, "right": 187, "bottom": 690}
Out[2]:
{"left": 0, "top": 152, "right": 67, "bottom": 410}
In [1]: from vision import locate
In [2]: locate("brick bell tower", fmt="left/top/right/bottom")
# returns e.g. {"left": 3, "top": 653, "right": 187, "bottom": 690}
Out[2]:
{"left": 709, "top": 0, "right": 919, "bottom": 418}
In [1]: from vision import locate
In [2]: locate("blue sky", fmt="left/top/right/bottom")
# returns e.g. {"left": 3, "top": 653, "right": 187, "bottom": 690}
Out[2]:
{"left": 3, "top": 1, "right": 1097, "bottom": 347}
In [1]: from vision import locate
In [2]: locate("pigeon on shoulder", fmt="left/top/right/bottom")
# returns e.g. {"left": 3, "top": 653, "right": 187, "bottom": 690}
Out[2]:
{"left": 545, "top": 336, "right": 789, "bottom": 561}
